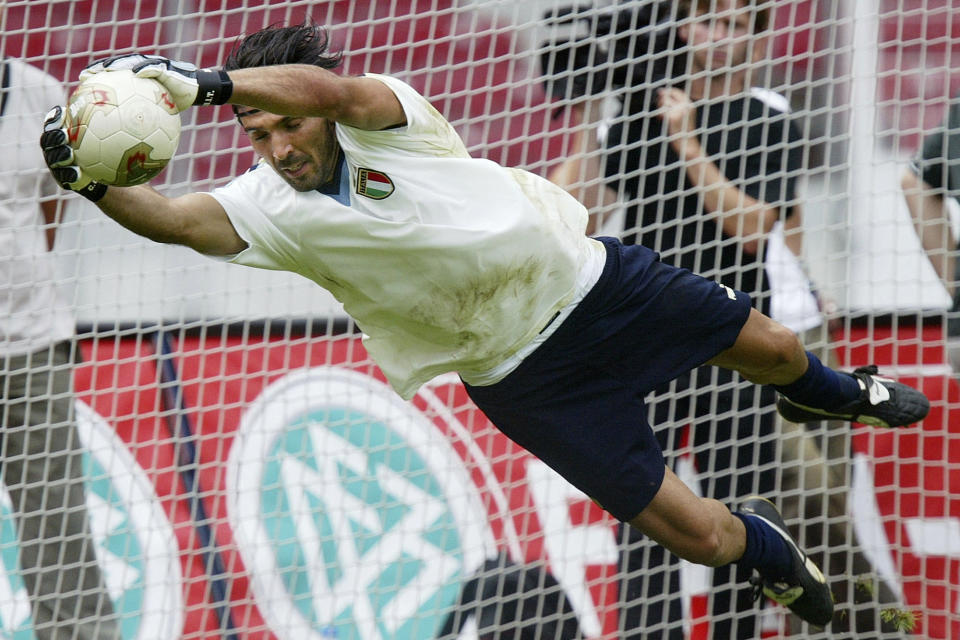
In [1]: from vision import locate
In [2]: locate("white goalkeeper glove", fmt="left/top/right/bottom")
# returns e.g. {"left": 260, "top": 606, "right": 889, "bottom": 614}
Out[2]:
{"left": 81, "top": 54, "right": 233, "bottom": 112}
{"left": 39, "top": 106, "right": 107, "bottom": 202}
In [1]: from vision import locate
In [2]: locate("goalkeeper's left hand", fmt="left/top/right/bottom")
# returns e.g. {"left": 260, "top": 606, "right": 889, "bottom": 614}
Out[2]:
{"left": 39, "top": 106, "right": 108, "bottom": 202}
{"left": 81, "top": 54, "right": 233, "bottom": 112}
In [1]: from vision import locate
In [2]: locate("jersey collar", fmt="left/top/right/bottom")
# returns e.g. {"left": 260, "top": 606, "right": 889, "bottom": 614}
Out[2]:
{"left": 315, "top": 151, "right": 350, "bottom": 206}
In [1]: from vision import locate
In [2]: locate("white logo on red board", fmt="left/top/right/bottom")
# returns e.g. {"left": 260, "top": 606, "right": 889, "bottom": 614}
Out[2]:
{"left": 226, "top": 367, "right": 495, "bottom": 639}
{"left": 0, "top": 402, "right": 183, "bottom": 640}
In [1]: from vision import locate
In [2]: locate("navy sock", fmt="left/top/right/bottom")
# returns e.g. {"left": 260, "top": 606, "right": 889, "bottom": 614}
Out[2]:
{"left": 773, "top": 351, "right": 861, "bottom": 410}
{"left": 733, "top": 511, "right": 793, "bottom": 578}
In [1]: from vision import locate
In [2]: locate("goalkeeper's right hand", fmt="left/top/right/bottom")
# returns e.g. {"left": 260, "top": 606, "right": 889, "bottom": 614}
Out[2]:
{"left": 81, "top": 54, "right": 233, "bottom": 112}
{"left": 39, "top": 106, "right": 107, "bottom": 202}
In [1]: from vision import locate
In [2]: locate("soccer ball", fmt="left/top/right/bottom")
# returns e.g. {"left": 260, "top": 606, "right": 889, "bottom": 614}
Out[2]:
{"left": 65, "top": 69, "right": 181, "bottom": 186}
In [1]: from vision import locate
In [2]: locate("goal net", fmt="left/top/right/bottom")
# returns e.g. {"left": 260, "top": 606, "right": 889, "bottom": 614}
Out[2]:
{"left": 1, "top": 0, "right": 957, "bottom": 638}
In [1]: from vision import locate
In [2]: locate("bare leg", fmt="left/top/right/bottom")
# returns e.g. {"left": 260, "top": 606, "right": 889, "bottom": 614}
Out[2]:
{"left": 627, "top": 466, "right": 745, "bottom": 567}
{"left": 707, "top": 308, "right": 808, "bottom": 385}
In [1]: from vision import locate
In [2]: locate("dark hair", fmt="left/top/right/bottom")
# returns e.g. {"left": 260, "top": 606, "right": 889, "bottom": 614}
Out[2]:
{"left": 223, "top": 19, "right": 342, "bottom": 71}
{"left": 677, "top": 0, "right": 770, "bottom": 33}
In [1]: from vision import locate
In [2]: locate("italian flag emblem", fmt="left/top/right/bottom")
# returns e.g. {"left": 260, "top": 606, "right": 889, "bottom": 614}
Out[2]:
{"left": 356, "top": 168, "right": 395, "bottom": 199}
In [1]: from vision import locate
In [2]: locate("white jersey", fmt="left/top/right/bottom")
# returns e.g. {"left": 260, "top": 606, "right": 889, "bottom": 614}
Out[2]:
{"left": 0, "top": 59, "right": 74, "bottom": 357}
{"left": 211, "top": 74, "right": 604, "bottom": 399}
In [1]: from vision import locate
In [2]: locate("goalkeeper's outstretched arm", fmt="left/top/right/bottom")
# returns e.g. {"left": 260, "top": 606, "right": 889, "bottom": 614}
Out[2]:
{"left": 226, "top": 65, "right": 404, "bottom": 131}
{"left": 96, "top": 186, "right": 247, "bottom": 257}
{"left": 40, "top": 104, "right": 246, "bottom": 256}
{"left": 80, "top": 55, "right": 405, "bottom": 131}
{"left": 40, "top": 54, "right": 409, "bottom": 256}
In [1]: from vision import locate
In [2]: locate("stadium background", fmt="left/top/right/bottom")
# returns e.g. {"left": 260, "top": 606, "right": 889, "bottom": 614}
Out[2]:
{"left": 2, "top": 0, "right": 960, "bottom": 638}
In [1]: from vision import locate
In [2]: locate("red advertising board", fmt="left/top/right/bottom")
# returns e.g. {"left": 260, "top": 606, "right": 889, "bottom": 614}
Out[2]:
{"left": 63, "top": 325, "right": 959, "bottom": 639}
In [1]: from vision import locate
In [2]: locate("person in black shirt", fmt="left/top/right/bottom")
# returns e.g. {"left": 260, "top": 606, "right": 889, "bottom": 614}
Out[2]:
{"left": 547, "top": 0, "right": 906, "bottom": 637}
{"left": 610, "top": 87, "right": 801, "bottom": 315}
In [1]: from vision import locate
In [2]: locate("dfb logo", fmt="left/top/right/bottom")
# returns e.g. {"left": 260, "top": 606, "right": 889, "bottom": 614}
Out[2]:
{"left": 227, "top": 367, "right": 495, "bottom": 640}
{"left": 0, "top": 402, "right": 183, "bottom": 640}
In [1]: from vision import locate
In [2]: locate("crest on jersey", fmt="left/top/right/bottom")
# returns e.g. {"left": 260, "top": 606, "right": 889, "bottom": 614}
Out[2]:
{"left": 355, "top": 167, "right": 395, "bottom": 199}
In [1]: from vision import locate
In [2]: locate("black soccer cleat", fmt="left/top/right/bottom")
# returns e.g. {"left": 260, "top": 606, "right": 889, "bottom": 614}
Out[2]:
{"left": 776, "top": 365, "right": 930, "bottom": 428}
{"left": 739, "top": 496, "right": 834, "bottom": 627}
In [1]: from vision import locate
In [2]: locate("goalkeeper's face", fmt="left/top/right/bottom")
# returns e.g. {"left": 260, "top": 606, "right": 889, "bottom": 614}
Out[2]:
{"left": 240, "top": 110, "right": 341, "bottom": 192}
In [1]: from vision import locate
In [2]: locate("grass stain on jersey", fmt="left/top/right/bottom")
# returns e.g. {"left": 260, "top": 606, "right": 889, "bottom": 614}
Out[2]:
{"left": 409, "top": 260, "right": 546, "bottom": 349}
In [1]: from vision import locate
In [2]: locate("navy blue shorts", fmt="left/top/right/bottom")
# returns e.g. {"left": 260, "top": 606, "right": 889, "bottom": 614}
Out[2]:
{"left": 463, "top": 237, "right": 753, "bottom": 522}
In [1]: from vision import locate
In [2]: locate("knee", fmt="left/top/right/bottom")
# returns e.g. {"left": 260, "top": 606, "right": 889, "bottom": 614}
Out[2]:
{"left": 748, "top": 322, "right": 806, "bottom": 384}
{"left": 767, "top": 322, "right": 804, "bottom": 368}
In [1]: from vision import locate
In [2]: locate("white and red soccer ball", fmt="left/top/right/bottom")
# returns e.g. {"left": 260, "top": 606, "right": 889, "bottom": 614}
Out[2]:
{"left": 65, "top": 68, "right": 180, "bottom": 186}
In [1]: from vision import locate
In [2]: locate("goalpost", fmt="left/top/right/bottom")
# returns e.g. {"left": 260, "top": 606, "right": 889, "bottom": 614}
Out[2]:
{"left": 1, "top": 1, "right": 957, "bottom": 638}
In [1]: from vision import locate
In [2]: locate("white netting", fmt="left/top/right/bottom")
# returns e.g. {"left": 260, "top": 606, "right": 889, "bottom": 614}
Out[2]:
{"left": 1, "top": 1, "right": 958, "bottom": 638}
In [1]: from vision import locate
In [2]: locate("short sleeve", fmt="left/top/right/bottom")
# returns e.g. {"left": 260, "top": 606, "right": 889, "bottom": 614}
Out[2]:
{"left": 207, "top": 166, "right": 298, "bottom": 270}
{"left": 336, "top": 74, "right": 470, "bottom": 160}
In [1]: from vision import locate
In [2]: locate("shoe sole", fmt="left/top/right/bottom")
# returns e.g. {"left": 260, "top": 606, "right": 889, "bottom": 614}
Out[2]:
{"left": 777, "top": 398, "right": 889, "bottom": 427}
{"left": 777, "top": 382, "right": 930, "bottom": 428}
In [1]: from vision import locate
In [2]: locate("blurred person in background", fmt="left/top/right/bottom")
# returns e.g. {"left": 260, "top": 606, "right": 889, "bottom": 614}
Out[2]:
{"left": 903, "top": 91, "right": 960, "bottom": 377}
{"left": 0, "top": 53, "right": 120, "bottom": 639}
{"left": 543, "top": 0, "right": 905, "bottom": 636}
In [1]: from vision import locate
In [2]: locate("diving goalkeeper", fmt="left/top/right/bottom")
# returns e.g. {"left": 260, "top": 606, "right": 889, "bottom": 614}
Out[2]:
{"left": 40, "top": 20, "right": 930, "bottom": 629}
